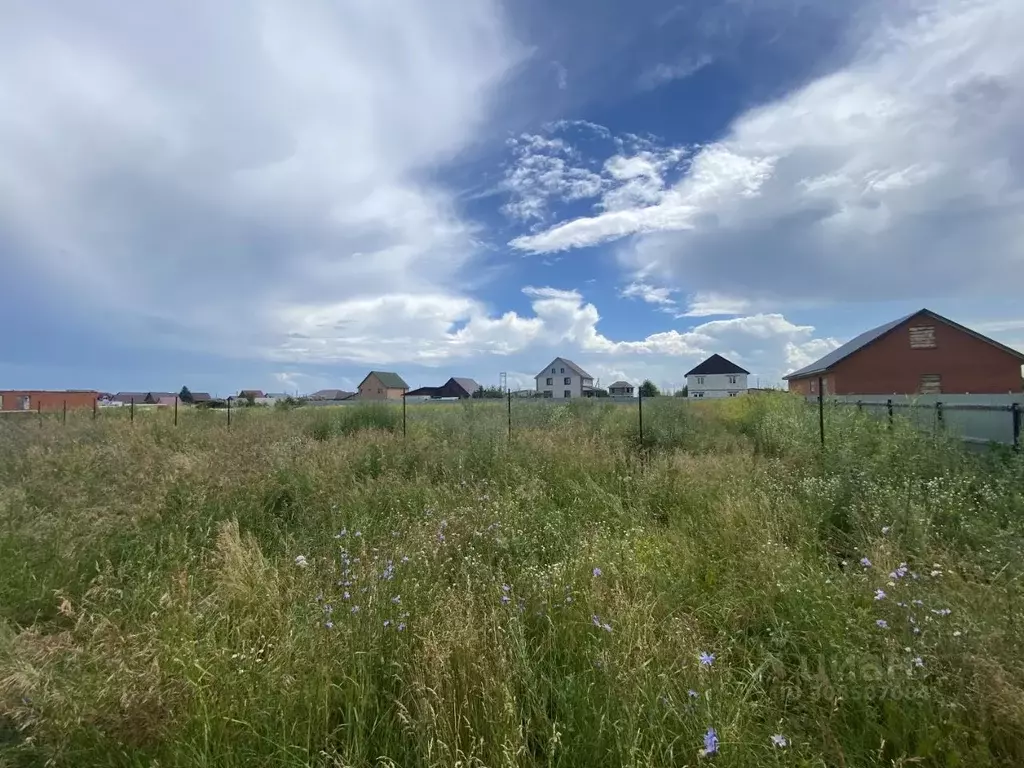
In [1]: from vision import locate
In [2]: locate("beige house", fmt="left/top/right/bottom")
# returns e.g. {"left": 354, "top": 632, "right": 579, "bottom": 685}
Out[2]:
{"left": 357, "top": 371, "right": 409, "bottom": 401}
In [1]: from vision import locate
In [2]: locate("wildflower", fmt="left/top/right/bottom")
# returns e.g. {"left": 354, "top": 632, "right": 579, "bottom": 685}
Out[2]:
{"left": 381, "top": 563, "right": 395, "bottom": 581}
{"left": 876, "top": 619, "right": 889, "bottom": 629}
{"left": 502, "top": 584, "right": 510, "bottom": 593}
{"left": 391, "top": 595, "right": 401, "bottom": 604}
{"left": 860, "top": 557, "right": 872, "bottom": 567}
{"left": 593, "top": 567, "right": 603, "bottom": 577}
{"left": 953, "top": 630, "right": 962, "bottom": 637}
{"left": 397, "top": 622, "right": 406, "bottom": 631}
{"left": 601, "top": 622, "right": 612, "bottom": 633}
{"left": 324, "top": 620, "right": 334, "bottom": 629}
{"left": 874, "top": 589, "right": 887, "bottom": 600}
{"left": 343, "top": 591, "right": 350, "bottom": 600}
{"left": 351, "top": 605, "right": 360, "bottom": 614}
{"left": 931, "top": 608, "right": 951, "bottom": 617}
{"left": 335, "top": 529, "right": 347, "bottom": 539}
{"left": 401, "top": 556, "right": 410, "bottom": 563}
{"left": 913, "top": 600, "right": 924, "bottom": 607}
{"left": 391, "top": 531, "right": 399, "bottom": 538}
{"left": 702, "top": 727, "right": 719, "bottom": 756}
{"left": 354, "top": 530, "right": 362, "bottom": 538}
{"left": 315, "top": 592, "right": 324, "bottom": 602}
{"left": 501, "top": 595, "right": 511, "bottom": 605}
{"left": 565, "top": 596, "right": 573, "bottom": 604}
{"left": 688, "top": 689, "right": 699, "bottom": 699}
{"left": 438, "top": 532, "right": 446, "bottom": 543}
{"left": 912, "top": 627, "right": 921, "bottom": 635}
{"left": 771, "top": 734, "right": 788, "bottom": 748}
{"left": 896, "top": 602, "right": 907, "bottom": 608}
{"left": 383, "top": 620, "right": 391, "bottom": 628}
{"left": 323, "top": 604, "right": 333, "bottom": 615}
{"left": 930, "top": 570, "right": 942, "bottom": 577}
{"left": 912, "top": 657, "right": 924, "bottom": 667}
{"left": 592, "top": 615, "right": 601, "bottom": 627}
{"left": 881, "top": 526, "right": 891, "bottom": 535}
{"left": 295, "top": 555, "right": 309, "bottom": 568}
{"left": 699, "top": 652, "right": 715, "bottom": 666}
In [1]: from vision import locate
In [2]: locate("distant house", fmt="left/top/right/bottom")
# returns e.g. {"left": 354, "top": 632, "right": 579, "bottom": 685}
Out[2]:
{"left": 190, "top": 392, "right": 212, "bottom": 403}
{"left": 535, "top": 358, "right": 594, "bottom": 399}
{"left": 783, "top": 308, "right": 1024, "bottom": 396}
{"left": 0, "top": 390, "right": 99, "bottom": 412}
{"left": 405, "top": 377, "right": 480, "bottom": 400}
{"left": 357, "top": 371, "right": 409, "bottom": 401}
{"left": 112, "top": 391, "right": 176, "bottom": 405}
{"left": 608, "top": 380, "right": 635, "bottom": 397}
{"left": 685, "top": 355, "right": 750, "bottom": 399}
{"left": 238, "top": 390, "right": 265, "bottom": 400}
{"left": 309, "top": 389, "right": 356, "bottom": 401}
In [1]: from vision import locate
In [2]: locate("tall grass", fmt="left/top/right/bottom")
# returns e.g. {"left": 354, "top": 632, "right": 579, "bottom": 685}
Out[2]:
{"left": 1, "top": 396, "right": 1023, "bottom": 766}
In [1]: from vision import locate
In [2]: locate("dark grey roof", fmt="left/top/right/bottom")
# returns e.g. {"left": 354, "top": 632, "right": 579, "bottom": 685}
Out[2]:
{"left": 113, "top": 392, "right": 148, "bottom": 402}
{"left": 685, "top": 354, "right": 750, "bottom": 377}
{"left": 309, "top": 389, "right": 355, "bottom": 400}
{"left": 784, "top": 308, "right": 1024, "bottom": 380}
{"left": 450, "top": 377, "right": 480, "bottom": 395}
{"left": 190, "top": 392, "right": 212, "bottom": 401}
{"left": 608, "top": 381, "right": 633, "bottom": 389}
{"left": 783, "top": 313, "right": 913, "bottom": 380}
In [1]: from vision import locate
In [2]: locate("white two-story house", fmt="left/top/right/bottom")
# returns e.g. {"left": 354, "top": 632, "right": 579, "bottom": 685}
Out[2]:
{"left": 535, "top": 357, "right": 595, "bottom": 399}
{"left": 685, "top": 354, "right": 750, "bottom": 399}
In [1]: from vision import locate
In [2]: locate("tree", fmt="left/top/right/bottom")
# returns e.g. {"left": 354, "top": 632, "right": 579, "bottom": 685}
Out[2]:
{"left": 179, "top": 386, "right": 194, "bottom": 404}
{"left": 473, "top": 385, "right": 506, "bottom": 399}
{"left": 638, "top": 380, "right": 660, "bottom": 398}
{"left": 674, "top": 386, "right": 688, "bottom": 397}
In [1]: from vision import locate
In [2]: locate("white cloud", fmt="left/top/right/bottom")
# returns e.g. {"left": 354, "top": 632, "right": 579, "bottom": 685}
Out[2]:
{"left": 500, "top": 133, "right": 605, "bottom": 222}
{"left": 507, "top": 0, "right": 1024, "bottom": 304}
{"left": 621, "top": 281, "right": 676, "bottom": 306}
{"left": 637, "top": 55, "right": 713, "bottom": 91}
{"left": 679, "top": 292, "right": 753, "bottom": 317}
{"left": 0, "top": 0, "right": 522, "bottom": 355}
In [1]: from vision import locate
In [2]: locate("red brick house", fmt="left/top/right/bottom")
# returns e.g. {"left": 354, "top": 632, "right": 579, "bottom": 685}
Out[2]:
{"left": 784, "top": 309, "right": 1024, "bottom": 396}
{"left": 0, "top": 390, "right": 100, "bottom": 412}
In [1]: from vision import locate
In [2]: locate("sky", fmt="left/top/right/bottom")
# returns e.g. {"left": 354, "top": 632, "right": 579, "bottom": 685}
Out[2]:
{"left": 1, "top": 0, "right": 1022, "bottom": 396}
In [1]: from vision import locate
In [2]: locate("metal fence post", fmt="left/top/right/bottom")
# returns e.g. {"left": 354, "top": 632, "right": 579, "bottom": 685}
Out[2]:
{"left": 402, "top": 395, "right": 407, "bottom": 438}
{"left": 936, "top": 401, "right": 943, "bottom": 432}
{"left": 887, "top": 399, "right": 894, "bottom": 428}
{"left": 817, "top": 376, "right": 825, "bottom": 447}
{"left": 1013, "top": 403, "right": 1021, "bottom": 452}
{"left": 638, "top": 389, "right": 644, "bottom": 448}
{"left": 507, "top": 389, "right": 512, "bottom": 441}
{"left": 38, "top": 399, "right": 42, "bottom": 428}
{"left": 130, "top": 398, "right": 135, "bottom": 423}
{"left": 93, "top": 397, "right": 97, "bottom": 421}
{"left": 857, "top": 400, "right": 863, "bottom": 413}
{"left": 227, "top": 397, "right": 231, "bottom": 429}
{"left": 174, "top": 396, "right": 179, "bottom": 426}
{"left": 63, "top": 400, "right": 67, "bottom": 426}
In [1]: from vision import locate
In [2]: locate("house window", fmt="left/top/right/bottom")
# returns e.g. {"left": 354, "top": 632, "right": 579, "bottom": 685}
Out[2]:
{"left": 728, "top": 392, "right": 737, "bottom": 397}
{"left": 727, "top": 375, "right": 737, "bottom": 384}
{"left": 919, "top": 374, "right": 941, "bottom": 394}
{"left": 551, "top": 368, "right": 556, "bottom": 373}
{"left": 564, "top": 390, "right": 572, "bottom": 398}
{"left": 564, "top": 377, "right": 571, "bottom": 385}
{"left": 560, "top": 367, "right": 564, "bottom": 373}
{"left": 696, "top": 377, "right": 704, "bottom": 385}
{"left": 546, "top": 377, "right": 553, "bottom": 386}
{"left": 810, "top": 380, "right": 816, "bottom": 393}
{"left": 909, "top": 326, "right": 936, "bottom": 349}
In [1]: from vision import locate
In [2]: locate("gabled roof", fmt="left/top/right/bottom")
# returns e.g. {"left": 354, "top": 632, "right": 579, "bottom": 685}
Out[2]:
{"left": 309, "top": 389, "right": 355, "bottom": 400}
{"left": 450, "top": 377, "right": 480, "bottom": 395}
{"left": 782, "top": 308, "right": 1024, "bottom": 380}
{"left": 685, "top": 354, "right": 750, "bottom": 377}
{"left": 608, "top": 380, "right": 633, "bottom": 389}
{"left": 190, "top": 392, "right": 212, "bottom": 402}
{"left": 239, "top": 389, "right": 265, "bottom": 398}
{"left": 535, "top": 357, "right": 593, "bottom": 379}
{"left": 360, "top": 371, "right": 408, "bottom": 389}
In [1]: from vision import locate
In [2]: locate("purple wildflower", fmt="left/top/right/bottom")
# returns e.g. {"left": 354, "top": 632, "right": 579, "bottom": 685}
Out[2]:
{"left": 771, "top": 734, "right": 788, "bottom": 748}
{"left": 593, "top": 567, "right": 603, "bottom": 577}
{"left": 324, "top": 620, "right": 334, "bottom": 629}
{"left": 860, "top": 557, "right": 872, "bottom": 567}
{"left": 876, "top": 619, "right": 888, "bottom": 629}
{"left": 351, "top": 605, "right": 360, "bottom": 614}
{"left": 401, "top": 555, "right": 410, "bottom": 563}
{"left": 323, "top": 604, "right": 333, "bottom": 615}
{"left": 397, "top": 622, "right": 406, "bottom": 631}
{"left": 601, "top": 623, "right": 612, "bottom": 633}
{"left": 501, "top": 595, "right": 511, "bottom": 605}
{"left": 702, "top": 727, "right": 719, "bottom": 756}
{"left": 335, "top": 529, "right": 347, "bottom": 539}
{"left": 391, "top": 595, "right": 401, "bottom": 604}
{"left": 502, "top": 584, "right": 510, "bottom": 593}
{"left": 688, "top": 689, "right": 699, "bottom": 699}
{"left": 881, "top": 526, "right": 891, "bottom": 535}
{"left": 932, "top": 608, "right": 951, "bottom": 617}
{"left": 343, "top": 591, "right": 350, "bottom": 600}
{"left": 699, "top": 652, "right": 715, "bottom": 667}
{"left": 592, "top": 615, "right": 601, "bottom": 627}
{"left": 874, "top": 589, "right": 886, "bottom": 600}
{"left": 383, "top": 620, "right": 391, "bottom": 628}
{"left": 354, "top": 530, "right": 362, "bottom": 538}
{"left": 912, "top": 657, "right": 924, "bottom": 667}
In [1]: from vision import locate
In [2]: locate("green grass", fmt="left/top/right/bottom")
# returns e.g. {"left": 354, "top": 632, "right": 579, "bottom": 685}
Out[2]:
{"left": 1, "top": 395, "right": 1023, "bottom": 766}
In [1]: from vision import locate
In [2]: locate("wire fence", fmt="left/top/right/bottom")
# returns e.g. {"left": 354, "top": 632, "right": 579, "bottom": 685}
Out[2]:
{"left": 4, "top": 390, "right": 1022, "bottom": 452}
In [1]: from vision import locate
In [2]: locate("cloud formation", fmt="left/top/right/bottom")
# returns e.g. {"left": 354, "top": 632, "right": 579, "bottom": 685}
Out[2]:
{"left": 508, "top": 0, "right": 1024, "bottom": 304}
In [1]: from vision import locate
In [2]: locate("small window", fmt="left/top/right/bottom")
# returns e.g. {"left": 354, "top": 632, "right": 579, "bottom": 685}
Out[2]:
{"left": 909, "top": 325, "right": 936, "bottom": 349}
{"left": 920, "top": 374, "right": 941, "bottom": 394}
{"left": 546, "top": 377, "right": 553, "bottom": 386}
{"left": 564, "top": 390, "right": 571, "bottom": 398}
{"left": 560, "top": 367, "right": 564, "bottom": 373}
{"left": 551, "top": 368, "right": 556, "bottom": 373}
{"left": 563, "top": 377, "right": 571, "bottom": 385}
{"left": 728, "top": 392, "right": 737, "bottom": 397}
{"left": 728, "top": 375, "right": 737, "bottom": 384}
{"left": 696, "top": 376, "right": 704, "bottom": 385}
{"left": 810, "top": 380, "right": 816, "bottom": 393}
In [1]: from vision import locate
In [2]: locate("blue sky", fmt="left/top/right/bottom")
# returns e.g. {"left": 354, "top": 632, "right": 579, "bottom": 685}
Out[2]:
{"left": 1, "top": 0, "right": 1022, "bottom": 396}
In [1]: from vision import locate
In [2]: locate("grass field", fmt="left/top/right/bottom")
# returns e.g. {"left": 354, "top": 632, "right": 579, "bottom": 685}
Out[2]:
{"left": 2, "top": 395, "right": 1024, "bottom": 767}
